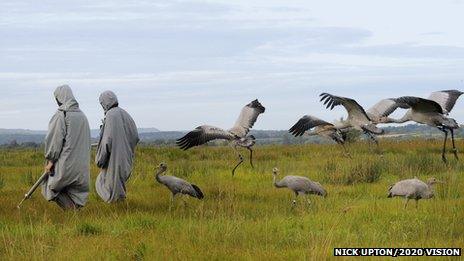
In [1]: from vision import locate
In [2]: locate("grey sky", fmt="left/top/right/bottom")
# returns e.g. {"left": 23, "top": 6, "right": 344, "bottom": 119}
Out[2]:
{"left": 1, "top": 0, "right": 464, "bottom": 130}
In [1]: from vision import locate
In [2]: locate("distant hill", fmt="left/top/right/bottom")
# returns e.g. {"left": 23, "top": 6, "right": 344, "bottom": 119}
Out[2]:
{"left": 0, "top": 129, "right": 47, "bottom": 135}
{"left": 90, "top": 127, "right": 160, "bottom": 138}
{"left": 0, "top": 125, "right": 462, "bottom": 147}
{"left": 0, "top": 127, "right": 160, "bottom": 145}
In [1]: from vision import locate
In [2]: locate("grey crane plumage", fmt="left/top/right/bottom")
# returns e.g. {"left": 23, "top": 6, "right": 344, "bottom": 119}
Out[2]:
{"left": 155, "top": 162, "right": 204, "bottom": 203}
{"left": 428, "top": 90, "right": 464, "bottom": 115}
{"left": 176, "top": 99, "right": 265, "bottom": 176}
{"left": 388, "top": 177, "right": 444, "bottom": 209}
{"left": 381, "top": 90, "right": 463, "bottom": 162}
{"left": 272, "top": 167, "right": 327, "bottom": 207}
{"left": 319, "top": 93, "right": 384, "bottom": 147}
{"left": 366, "top": 98, "right": 410, "bottom": 124}
{"left": 288, "top": 115, "right": 350, "bottom": 157}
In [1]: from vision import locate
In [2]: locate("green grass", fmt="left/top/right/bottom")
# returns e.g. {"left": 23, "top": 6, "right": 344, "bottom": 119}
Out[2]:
{"left": 0, "top": 140, "right": 463, "bottom": 260}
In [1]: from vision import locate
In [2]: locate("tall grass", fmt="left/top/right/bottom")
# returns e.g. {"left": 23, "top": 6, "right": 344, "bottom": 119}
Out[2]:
{"left": 0, "top": 140, "right": 462, "bottom": 259}
{"left": 0, "top": 173, "right": 4, "bottom": 191}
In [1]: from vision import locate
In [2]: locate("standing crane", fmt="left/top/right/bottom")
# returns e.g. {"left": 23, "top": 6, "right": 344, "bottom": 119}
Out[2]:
{"left": 154, "top": 162, "right": 204, "bottom": 204}
{"left": 176, "top": 99, "right": 265, "bottom": 176}
{"left": 272, "top": 167, "right": 327, "bottom": 207}
{"left": 388, "top": 177, "right": 444, "bottom": 209}
{"left": 382, "top": 90, "right": 463, "bottom": 162}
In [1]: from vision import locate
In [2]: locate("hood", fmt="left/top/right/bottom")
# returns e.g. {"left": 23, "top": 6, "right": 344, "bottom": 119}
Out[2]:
{"left": 54, "top": 85, "right": 79, "bottom": 112}
{"left": 99, "top": 91, "right": 119, "bottom": 113}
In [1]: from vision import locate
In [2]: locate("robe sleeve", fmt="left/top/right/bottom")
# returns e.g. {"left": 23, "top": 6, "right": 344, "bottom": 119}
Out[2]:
{"left": 95, "top": 115, "right": 113, "bottom": 168}
{"left": 44, "top": 111, "right": 66, "bottom": 162}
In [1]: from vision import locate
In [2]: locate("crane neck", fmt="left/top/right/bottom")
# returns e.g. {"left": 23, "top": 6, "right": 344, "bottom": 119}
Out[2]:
{"left": 273, "top": 174, "right": 284, "bottom": 188}
{"left": 155, "top": 168, "right": 166, "bottom": 183}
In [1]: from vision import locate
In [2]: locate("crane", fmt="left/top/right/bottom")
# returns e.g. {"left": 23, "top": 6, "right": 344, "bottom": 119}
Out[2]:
{"left": 154, "top": 162, "right": 204, "bottom": 204}
{"left": 388, "top": 177, "right": 444, "bottom": 209}
{"left": 272, "top": 167, "right": 327, "bottom": 207}
{"left": 383, "top": 90, "right": 463, "bottom": 162}
{"left": 176, "top": 99, "right": 265, "bottom": 175}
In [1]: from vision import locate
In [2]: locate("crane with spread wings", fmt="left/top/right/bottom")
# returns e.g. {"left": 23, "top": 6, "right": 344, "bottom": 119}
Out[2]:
{"left": 176, "top": 99, "right": 265, "bottom": 176}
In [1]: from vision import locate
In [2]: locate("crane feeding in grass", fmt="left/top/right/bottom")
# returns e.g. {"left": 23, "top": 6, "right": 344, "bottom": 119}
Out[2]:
{"left": 176, "top": 99, "right": 265, "bottom": 176}
{"left": 272, "top": 167, "right": 327, "bottom": 207}
{"left": 388, "top": 177, "right": 444, "bottom": 209}
{"left": 154, "top": 162, "right": 204, "bottom": 203}
{"left": 378, "top": 90, "right": 463, "bottom": 162}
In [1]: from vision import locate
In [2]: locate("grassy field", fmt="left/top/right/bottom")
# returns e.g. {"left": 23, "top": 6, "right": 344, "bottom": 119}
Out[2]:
{"left": 0, "top": 140, "right": 463, "bottom": 260}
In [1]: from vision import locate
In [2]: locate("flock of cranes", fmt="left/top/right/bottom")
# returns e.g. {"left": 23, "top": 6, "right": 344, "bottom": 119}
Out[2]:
{"left": 154, "top": 90, "right": 461, "bottom": 208}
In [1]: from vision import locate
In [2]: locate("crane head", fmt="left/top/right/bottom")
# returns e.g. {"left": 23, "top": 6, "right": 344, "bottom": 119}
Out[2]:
{"left": 158, "top": 162, "right": 168, "bottom": 171}
{"left": 442, "top": 118, "right": 459, "bottom": 129}
{"left": 272, "top": 167, "right": 279, "bottom": 175}
{"left": 427, "top": 177, "right": 445, "bottom": 185}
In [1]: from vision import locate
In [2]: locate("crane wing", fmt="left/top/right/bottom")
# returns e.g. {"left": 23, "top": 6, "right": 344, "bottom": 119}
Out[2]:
{"left": 427, "top": 90, "right": 463, "bottom": 114}
{"left": 228, "top": 99, "right": 265, "bottom": 137}
{"left": 320, "top": 93, "right": 371, "bottom": 122}
{"left": 394, "top": 96, "right": 444, "bottom": 114}
{"left": 288, "top": 115, "right": 334, "bottom": 137}
{"left": 176, "top": 125, "right": 235, "bottom": 150}
{"left": 366, "top": 98, "right": 407, "bottom": 120}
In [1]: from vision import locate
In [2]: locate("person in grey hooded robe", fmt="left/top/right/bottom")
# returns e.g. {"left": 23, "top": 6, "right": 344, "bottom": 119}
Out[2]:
{"left": 42, "top": 85, "right": 91, "bottom": 210}
{"left": 95, "top": 91, "right": 139, "bottom": 203}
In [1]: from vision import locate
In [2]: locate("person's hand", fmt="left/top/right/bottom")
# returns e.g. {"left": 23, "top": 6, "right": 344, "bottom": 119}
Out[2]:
{"left": 44, "top": 161, "right": 54, "bottom": 173}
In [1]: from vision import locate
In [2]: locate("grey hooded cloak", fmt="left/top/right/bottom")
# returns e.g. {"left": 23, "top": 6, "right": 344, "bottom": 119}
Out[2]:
{"left": 42, "top": 85, "right": 91, "bottom": 208}
{"left": 95, "top": 91, "right": 139, "bottom": 203}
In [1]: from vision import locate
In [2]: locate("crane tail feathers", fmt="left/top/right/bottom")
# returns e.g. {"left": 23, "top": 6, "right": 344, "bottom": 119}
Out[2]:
{"left": 191, "top": 184, "right": 204, "bottom": 199}
{"left": 387, "top": 185, "right": 393, "bottom": 198}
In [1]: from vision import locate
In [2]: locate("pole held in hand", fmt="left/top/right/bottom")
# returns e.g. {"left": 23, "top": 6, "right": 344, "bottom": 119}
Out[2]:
{"left": 17, "top": 171, "right": 50, "bottom": 209}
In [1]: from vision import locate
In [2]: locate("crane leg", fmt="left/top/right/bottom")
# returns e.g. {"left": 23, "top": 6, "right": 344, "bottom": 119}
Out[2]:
{"left": 306, "top": 195, "right": 312, "bottom": 206}
{"left": 231, "top": 145, "right": 244, "bottom": 176}
{"left": 169, "top": 193, "right": 177, "bottom": 210}
{"left": 450, "top": 129, "right": 459, "bottom": 160}
{"left": 404, "top": 198, "right": 410, "bottom": 209}
{"left": 232, "top": 154, "right": 244, "bottom": 176}
{"left": 247, "top": 147, "right": 254, "bottom": 168}
{"left": 415, "top": 199, "right": 419, "bottom": 209}
{"left": 440, "top": 128, "right": 448, "bottom": 163}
